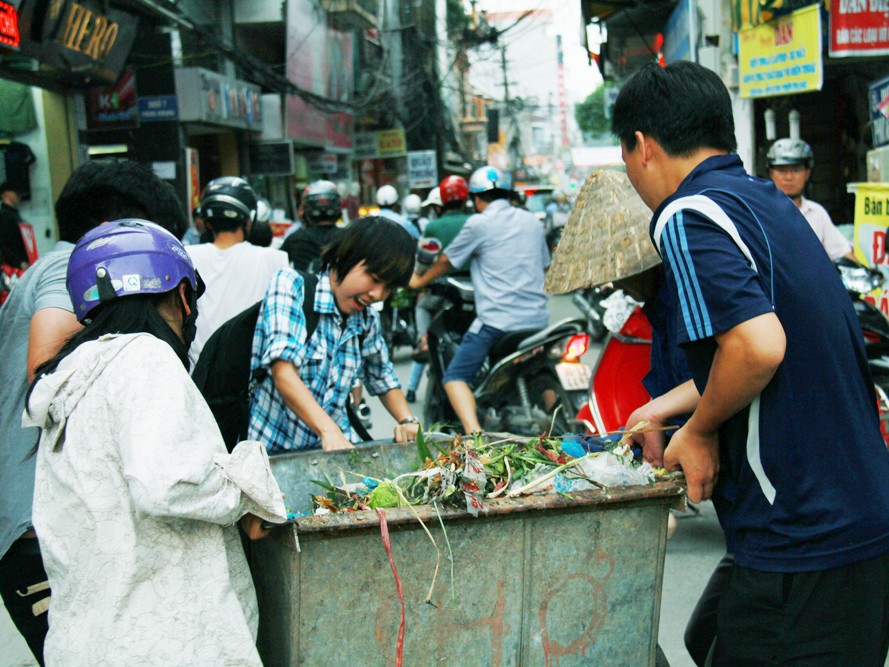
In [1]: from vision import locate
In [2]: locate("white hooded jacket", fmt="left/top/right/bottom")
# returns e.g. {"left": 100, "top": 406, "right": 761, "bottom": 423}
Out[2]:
{"left": 25, "top": 333, "right": 286, "bottom": 666}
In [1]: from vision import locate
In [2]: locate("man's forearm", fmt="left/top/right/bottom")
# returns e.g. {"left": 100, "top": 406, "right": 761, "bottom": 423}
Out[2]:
{"left": 410, "top": 254, "right": 453, "bottom": 289}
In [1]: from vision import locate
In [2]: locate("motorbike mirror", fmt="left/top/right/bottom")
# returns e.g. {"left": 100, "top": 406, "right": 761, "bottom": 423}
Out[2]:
{"left": 562, "top": 333, "right": 590, "bottom": 363}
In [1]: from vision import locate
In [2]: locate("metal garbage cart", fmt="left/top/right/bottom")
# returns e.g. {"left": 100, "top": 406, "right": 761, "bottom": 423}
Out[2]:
{"left": 250, "top": 441, "right": 684, "bottom": 666}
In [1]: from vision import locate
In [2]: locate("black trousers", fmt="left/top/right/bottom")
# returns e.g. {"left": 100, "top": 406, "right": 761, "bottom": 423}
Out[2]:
{"left": 0, "top": 537, "right": 49, "bottom": 666}
{"left": 710, "top": 551, "right": 889, "bottom": 666}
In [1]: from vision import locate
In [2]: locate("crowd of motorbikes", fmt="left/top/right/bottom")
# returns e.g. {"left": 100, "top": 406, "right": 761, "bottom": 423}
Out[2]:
{"left": 372, "top": 248, "right": 889, "bottom": 446}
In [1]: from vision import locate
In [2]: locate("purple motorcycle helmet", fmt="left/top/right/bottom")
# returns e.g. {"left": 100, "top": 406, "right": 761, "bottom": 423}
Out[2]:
{"left": 67, "top": 219, "right": 204, "bottom": 322}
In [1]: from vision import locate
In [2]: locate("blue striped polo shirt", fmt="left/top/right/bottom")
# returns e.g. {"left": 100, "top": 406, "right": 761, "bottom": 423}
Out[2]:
{"left": 651, "top": 154, "right": 889, "bottom": 572}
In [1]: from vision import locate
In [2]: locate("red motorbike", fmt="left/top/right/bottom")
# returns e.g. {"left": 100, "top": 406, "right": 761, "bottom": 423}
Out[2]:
{"left": 574, "top": 304, "right": 652, "bottom": 437}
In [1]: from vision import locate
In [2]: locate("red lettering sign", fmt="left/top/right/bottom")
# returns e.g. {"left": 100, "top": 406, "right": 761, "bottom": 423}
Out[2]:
{"left": 873, "top": 229, "right": 887, "bottom": 266}
{"left": 775, "top": 21, "right": 793, "bottom": 46}
{"left": 0, "top": 2, "right": 20, "bottom": 48}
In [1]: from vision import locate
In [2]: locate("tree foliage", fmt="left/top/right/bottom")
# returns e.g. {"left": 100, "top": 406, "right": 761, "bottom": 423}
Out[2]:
{"left": 575, "top": 85, "right": 615, "bottom": 138}
{"left": 446, "top": 0, "right": 471, "bottom": 39}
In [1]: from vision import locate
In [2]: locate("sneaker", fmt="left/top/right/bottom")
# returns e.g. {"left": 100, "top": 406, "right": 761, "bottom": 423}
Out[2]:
{"left": 405, "top": 389, "right": 417, "bottom": 403}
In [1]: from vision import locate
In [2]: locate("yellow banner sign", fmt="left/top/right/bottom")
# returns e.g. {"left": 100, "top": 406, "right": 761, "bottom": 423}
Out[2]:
{"left": 377, "top": 129, "right": 406, "bottom": 158}
{"left": 852, "top": 182, "right": 889, "bottom": 315}
{"left": 739, "top": 4, "right": 823, "bottom": 99}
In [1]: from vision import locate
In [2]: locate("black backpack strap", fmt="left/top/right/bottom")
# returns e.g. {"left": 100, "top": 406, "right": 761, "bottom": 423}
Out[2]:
{"left": 292, "top": 270, "right": 372, "bottom": 441}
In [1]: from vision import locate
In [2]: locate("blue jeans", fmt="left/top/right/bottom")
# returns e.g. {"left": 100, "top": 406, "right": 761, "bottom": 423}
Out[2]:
{"left": 442, "top": 322, "right": 504, "bottom": 385}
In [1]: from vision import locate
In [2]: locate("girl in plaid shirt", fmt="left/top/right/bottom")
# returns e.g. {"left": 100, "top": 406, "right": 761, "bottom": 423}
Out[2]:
{"left": 249, "top": 217, "right": 421, "bottom": 452}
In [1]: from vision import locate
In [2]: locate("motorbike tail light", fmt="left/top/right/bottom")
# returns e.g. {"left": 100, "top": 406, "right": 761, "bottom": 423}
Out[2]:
{"left": 864, "top": 329, "right": 882, "bottom": 344}
{"left": 562, "top": 333, "right": 590, "bottom": 363}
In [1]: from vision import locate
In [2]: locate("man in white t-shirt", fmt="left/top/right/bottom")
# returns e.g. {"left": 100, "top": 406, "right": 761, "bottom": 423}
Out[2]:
{"left": 187, "top": 177, "right": 289, "bottom": 367}
{"left": 767, "top": 138, "right": 854, "bottom": 260}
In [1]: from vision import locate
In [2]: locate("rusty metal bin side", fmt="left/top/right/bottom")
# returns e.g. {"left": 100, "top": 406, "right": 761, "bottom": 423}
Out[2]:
{"left": 252, "top": 491, "right": 673, "bottom": 666}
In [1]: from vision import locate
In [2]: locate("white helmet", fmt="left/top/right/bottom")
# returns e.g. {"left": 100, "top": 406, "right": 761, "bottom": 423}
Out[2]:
{"left": 469, "top": 165, "right": 509, "bottom": 193}
{"left": 421, "top": 187, "right": 442, "bottom": 208}
{"left": 255, "top": 197, "right": 272, "bottom": 224}
{"left": 376, "top": 184, "right": 399, "bottom": 207}
{"left": 404, "top": 193, "right": 422, "bottom": 214}
{"left": 767, "top": 138, "right": 814, "bottom": 168}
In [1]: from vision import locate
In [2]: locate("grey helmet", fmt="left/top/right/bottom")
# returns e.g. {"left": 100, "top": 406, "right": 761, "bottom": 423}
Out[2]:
{"left": 767, "top": 138, "right": 814, "bottom": 168}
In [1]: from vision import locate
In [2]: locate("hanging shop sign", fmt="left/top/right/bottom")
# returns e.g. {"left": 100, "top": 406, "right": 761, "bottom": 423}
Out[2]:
{"left": 0, "top": 1, "right": 19, "bottom": 48}
{"left": 247, "top": 141, "right": 295, "bottom": 176}
{"left": 407, "top": 150, "right": 437, "bottom": 189}
{"left": 285, "top": 0, "right": 355, "bottom": 150}
{"left": 738, "top": 4, "right": 822, "bottom": 98}
{"left": 663, "top": 0, "right": 697, "bottom": 64}
{"left": 138, "top": 96, "right": 178, "bottom": 122}
{"left": 870, "top": 74, "right": 889, "bottom": 149}
{"left": 829, "top": 0, "right": 889, "bottom": 57}
{"left": 14, "top": 0, "right": 138, "bottom": 84}
{"left": 851, "top": 182, "right": 889, "bottom": 315}
{"left": 731, "top": 0, "right": 818, "bottom": 31}
{"left": 174, "top": 68, "right": 262, "bottom": 130}
{"left": 306, "top": 151, "right": 338, "bottom": 175}
{"left": 352, "top": 129, "right": 407, "bottom": 160}
{"left": 85, "top": 69, "right": 137, "bottom": 130}
{"left": 377, "top": 129, "right": 406, "bottom": 158}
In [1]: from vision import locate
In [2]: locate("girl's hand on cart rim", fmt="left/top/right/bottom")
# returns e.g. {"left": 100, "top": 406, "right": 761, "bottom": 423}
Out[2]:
{"left": 320, "top": 429, "right": 355, "bottom": 451}
{"left": 240, "top": 513, "right": 271, "bottom": 541}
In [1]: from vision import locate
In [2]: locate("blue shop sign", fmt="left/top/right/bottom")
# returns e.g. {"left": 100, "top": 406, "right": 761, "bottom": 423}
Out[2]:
{"left": 138, "top": 96, "right": 179, "bottom": 122}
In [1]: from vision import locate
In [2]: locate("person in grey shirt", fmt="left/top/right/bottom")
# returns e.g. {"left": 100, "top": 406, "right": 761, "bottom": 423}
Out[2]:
{"left": 0, "top": 160, "right": 185, "bottom": 665}
{"left": 410, "top": 165, "right": 549, "bottom": 433}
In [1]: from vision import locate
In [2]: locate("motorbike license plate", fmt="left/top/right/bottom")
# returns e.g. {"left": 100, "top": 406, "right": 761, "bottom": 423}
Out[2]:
{"left": 555, "top": 362, "right": 593, "bottom": 391}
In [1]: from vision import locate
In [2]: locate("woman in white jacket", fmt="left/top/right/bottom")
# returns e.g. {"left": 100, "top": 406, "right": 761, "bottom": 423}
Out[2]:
{"left": 24, "top": 219, "right": 287, "bottom": 666}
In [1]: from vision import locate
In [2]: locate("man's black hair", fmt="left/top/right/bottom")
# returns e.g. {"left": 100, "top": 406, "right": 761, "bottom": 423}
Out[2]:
{"left": 611, "top": 61, "right": 737, "bottom": 156}
{"left": 205, "top": 216, "right": 246, "bottom": 235}
{"left": 0, "top": 182, "right": 18, "bottom": 195}
{"left": 55, "top": 160, "right": 187, "bottom": 243}
{"left": 248, "top": 220, "right": 273, "bottom": 247}
{"left": 442, "top": 201, "right": 464, "bottom": 212}
{"left": 320, "top": 216, "right": 416, "bottom": 289}
{"left": 474, "top": 189, "right": 510, "bottom": 204}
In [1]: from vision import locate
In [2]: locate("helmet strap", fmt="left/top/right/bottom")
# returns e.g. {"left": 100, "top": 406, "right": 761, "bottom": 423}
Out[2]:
{"left": 96, "top": 267, "right": 118, "bottom": 304}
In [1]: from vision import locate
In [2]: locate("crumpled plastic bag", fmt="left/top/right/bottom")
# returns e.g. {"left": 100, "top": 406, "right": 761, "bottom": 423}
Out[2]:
{"left": 573, "top": 451, "right": 654, "bottom": 487}
{"left": 601, "top": 290, "right": 643, "bottom": 334}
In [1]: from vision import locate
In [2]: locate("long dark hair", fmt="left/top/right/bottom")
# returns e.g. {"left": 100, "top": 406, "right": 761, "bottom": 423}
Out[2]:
{"left": 26, "top": 293, "right": 189, "bottom": 416}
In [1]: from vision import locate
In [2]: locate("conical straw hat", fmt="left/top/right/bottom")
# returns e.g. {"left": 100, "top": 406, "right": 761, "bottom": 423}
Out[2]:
{"left": 544, "top": 169, "right": 661, "bottom": 294}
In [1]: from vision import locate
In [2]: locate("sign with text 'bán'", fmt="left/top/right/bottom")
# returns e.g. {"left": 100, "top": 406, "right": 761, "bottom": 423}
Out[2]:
{"left": 852, "top": 182, "right": 889, "bottom": 315}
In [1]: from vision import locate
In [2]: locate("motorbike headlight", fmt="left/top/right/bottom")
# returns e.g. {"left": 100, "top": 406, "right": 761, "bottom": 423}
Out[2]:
{"left": 839, "top": 264, "right": 884, "bottom": 295}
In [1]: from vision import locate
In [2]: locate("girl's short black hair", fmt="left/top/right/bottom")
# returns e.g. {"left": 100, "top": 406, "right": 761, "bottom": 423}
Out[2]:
{"left": 320, "top": 216, "right": 416, "bottom": 288}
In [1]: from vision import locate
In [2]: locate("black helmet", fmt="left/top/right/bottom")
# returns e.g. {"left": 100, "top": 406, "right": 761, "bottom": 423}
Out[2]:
{"left": 302, "top": 180, "right": 342, "bottom": 224}
{"left": 199, "top": 176, "right": 257, "bottom": 225}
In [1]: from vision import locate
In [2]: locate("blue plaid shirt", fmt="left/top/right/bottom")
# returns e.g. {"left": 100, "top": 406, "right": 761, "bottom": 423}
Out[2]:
{"left": 248, "top": 269, "right": 400, "bottom": 452}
